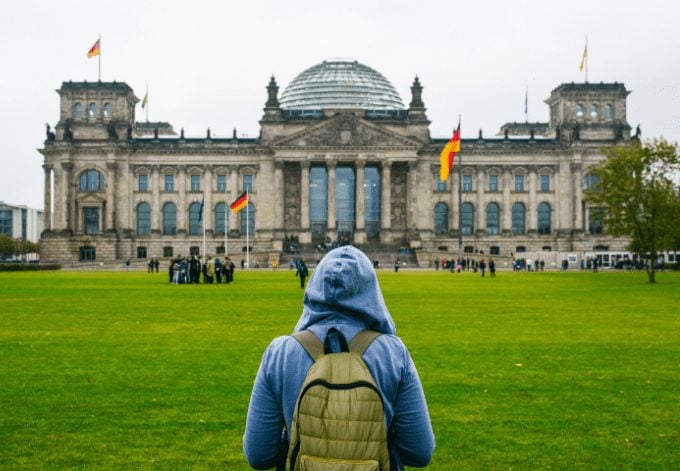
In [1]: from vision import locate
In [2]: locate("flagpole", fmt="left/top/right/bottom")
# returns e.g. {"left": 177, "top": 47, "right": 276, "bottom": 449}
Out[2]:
{"left": 246, "top": 190, "right": 250, "bottom": 270}
{"left": 202, "top": 193, "right": 206, "bottom": 260}
{"left": 585, "top": 36, "right": 589, "bottom": 83}
{"left": 145, "top": 84, "right": 149, "bottom": 122}
{"left": 246, "top": 188, "right": 250, "bottom": 270}
{"left": 224, "top": 202, "right": 228, "bottom": 256}
{"left": 457, "top": 116, "right": 463, "bottom": 265}
{"left": 525, "top": 85, "right": 528, "bottom": 122}
{"left": 98, "top": 35, "right": 101, "bottom": 82}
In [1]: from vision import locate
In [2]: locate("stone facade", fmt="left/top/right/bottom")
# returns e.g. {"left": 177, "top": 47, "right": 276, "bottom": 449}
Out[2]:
{"left": 39, "top": 70, "right": 633, "bottom": 267}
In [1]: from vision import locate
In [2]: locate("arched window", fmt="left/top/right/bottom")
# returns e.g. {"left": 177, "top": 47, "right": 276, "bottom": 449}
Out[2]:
{"left": 461, "top": 202, "right": 474, "bottom": 235}
{"left": 512, "top": 202, "right": 526, "bottom": 234}
{"left": 486, "top": 202, "right": 500, "bottom": 235}
{"left": 103, "top": 102, "right": 113, "bottom": 118}
{"left": 189, "top": 202, "right": 203, "bottom": 235}
{"left": 88, "top": 102, "right": 97, "bottom": 118}
{"left": 604, "top": 104, "right": 613, "bottom": 119}
{"left": 79, "top": 169, "right": 105, "bottom": 192}
{"left": 136, "top": 202, "right": 151, "bottom": 235}
{"left": 73, "top": 102, "right": 83, "bottom": 118}
{"left": 163, "top": 203, "right": 177, "bottom": 235}
{"left": 576, "top": 103, "right": 584, "bottom": 118}
{"left": 538, "top": 202, "right": 551, "bottom": 235}
{"left": 214, "top": 203, "right": 227, "bottom": 236}
{"left": 590, "top": 104, "right": 598, "bottom": 119}
{"left": 434, "top": 202, "right": 448, "bottom": 235}
{"left": 240, "top": 203, "right": 255, "bottom": 235}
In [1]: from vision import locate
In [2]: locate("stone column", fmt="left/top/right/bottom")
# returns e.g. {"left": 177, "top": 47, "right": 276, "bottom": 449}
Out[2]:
{"left": 177, "top": 165, "right": 186, "bottom": 234}
{"left": 407, "top": 161, "right": 418, "bottom": 232}
{"left": 326, "top": 161, "right": 336, "bottom": 235}
{"left": 300, "top": 162, "right": 310, "bottom": 231}
{"left": 61, "top": 162, "right": 74, "bottom": 231}
{"left": 572, "top": 162, "right": 583, "bottom": 232}
{"left": 106, "top": 161, "right": 117, "bottom": 231}
{"left": 274, "top": 161, "right": 284, "bottom": 232}
{"left": 43, "top": 165, "right": 52, "bottom": 231}
{"left": 558, "top": 156, "right": 572, "bottom": 234}
{"left": 476, "top": 166, "right": 485, "bottom": 234}
{"left": 528, "top": 167, "right": 537, "bottom": 232}
{"left": 354, "top": 160, "right": 366, "bottom": 243}
{"left": 152, "top": 166, "right": 161, "bottom": 233}
{"left": 228, "top": 166, "right": 239, "bottom": 233}
{"left": 380, "top": 161, "right": 392, "bottom": 242}
{"left": 502, "top": 166, "right": 512, "bottom": 233}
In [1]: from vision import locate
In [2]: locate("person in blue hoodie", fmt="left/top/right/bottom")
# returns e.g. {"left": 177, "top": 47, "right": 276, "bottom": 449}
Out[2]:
{"left": 243, "top": 245, "right": 435, "bottom": 470}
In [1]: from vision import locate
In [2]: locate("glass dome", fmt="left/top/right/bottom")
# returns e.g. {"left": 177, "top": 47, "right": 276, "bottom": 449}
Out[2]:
{"left": 279, "top": 59, "right": 404, "bottom": 111}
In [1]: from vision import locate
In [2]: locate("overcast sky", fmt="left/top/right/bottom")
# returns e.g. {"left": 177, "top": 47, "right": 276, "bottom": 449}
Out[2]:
{"left": 1, "top": 0, "right": 678, "bottom": 209}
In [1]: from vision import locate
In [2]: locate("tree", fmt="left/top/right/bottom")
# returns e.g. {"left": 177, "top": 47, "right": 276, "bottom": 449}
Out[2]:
{"left": 586, "top": 139, "right": 680, "bottom": 283}
{"left": 0, "top": 234, "right": 15, "bottom": 260}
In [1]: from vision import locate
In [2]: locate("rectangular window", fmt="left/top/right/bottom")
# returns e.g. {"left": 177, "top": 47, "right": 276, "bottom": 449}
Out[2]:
{"left": 540, "top": 175, "right": 550, "bottom": 192}
{"left": 436, "top": 178, "right": 447, "bottom": 192}
{"left": 463, "top": 175, "right": 473, "bottom": 192}
{"left": 191, "top": 175, "right": 201, "bottom": 192}
{"left": 83, "top": 207, "right": 99, "bottom": 235}
{"left": 79, "top": 246, "right": 96, "bottom": 261}
{"left": 163, "top": 246, "right": 173, "bottom": 258}
{"left": 216, "top": 175, "right": 227, "bottom": 192}
{"left": 190, "top": 246, "right": 200, "bottom": 256}
{"left": 488, "top": 175, "right": 498, "bottom": 192}
{"left": 137, "top": 246, "right": 147, "bottom": 259}
{"left": 0, "top": 209, "right": 12, "bottom": 236}
{"left": 514, "top": 175, "right": 524, "bottom": 192}
{"left": 243, "top": 175, "right": 253, "bottom": 192}
{"left": 138, "top": 175, "right": 148, "bottom": 192}
{"left": 164, "top": 175, "right": 174, "bottom": 192}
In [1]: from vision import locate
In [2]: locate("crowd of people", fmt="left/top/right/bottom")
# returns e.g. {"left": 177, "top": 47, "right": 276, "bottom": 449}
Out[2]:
{"left": 166, "top": 255, "right": 236, "bottom": 284}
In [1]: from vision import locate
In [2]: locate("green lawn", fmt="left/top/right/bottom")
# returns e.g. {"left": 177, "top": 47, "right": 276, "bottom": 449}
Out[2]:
{"left": 0, "top": 268, "right": 678, "bottom": 469}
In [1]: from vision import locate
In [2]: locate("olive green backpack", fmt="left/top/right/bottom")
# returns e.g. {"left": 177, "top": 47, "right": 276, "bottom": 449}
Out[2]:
{"left": 287, "top": 328, "right": 390, "bottom": 471}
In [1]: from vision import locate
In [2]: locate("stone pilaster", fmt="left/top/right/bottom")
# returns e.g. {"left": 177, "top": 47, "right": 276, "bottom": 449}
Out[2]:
{"left": 476, "top": 166, "right": 485, "bottom": 233}
{"left": 61, "top": 162, "right": 74, "bottom": 231}
{"left": 528, "top": 167, "right": 537, "bottom": 232}
{"left": 152, "top": 165, "right": 161, "bottom": 233}
{"left": 177, "top": 165, "right": 186, "bottom": 234}
{"left": 228, "top": 166, "right": 239, "bottom": 233}
{"left": 106, "top": 161, "right": 117, "bottom": 231}
{"left": 502, "top": 166, "right": 512, "bottom": 233}
{"left": 300, "top": 162, "right": 310, "bottom": 231}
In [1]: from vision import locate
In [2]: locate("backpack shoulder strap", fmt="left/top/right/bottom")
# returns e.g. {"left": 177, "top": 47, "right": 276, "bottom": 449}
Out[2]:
{"left": 291, "top": 330, "right": 324, "bottom": 361}
{"left": 349, "top": 330, "right": 382, "bottom": 355}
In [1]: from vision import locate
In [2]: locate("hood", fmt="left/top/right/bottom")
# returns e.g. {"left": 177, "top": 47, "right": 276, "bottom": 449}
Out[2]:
{"left": 294, "top": 245, "right": 396, "bottom": 335}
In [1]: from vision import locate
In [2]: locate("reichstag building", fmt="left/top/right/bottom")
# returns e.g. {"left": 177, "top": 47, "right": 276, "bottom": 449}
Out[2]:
{"left": 39, "top": 58, "right": 632, "bottom": 266}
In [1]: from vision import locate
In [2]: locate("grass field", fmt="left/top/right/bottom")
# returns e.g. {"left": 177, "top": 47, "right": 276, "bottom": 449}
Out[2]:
{"left": 0, "top": 268, "right": 678, "bottom": 469}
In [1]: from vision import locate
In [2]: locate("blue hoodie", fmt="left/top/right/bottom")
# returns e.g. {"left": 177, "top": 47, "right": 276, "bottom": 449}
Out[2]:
{"left": 243, "top": 246, "right": 435, "bottom": 470}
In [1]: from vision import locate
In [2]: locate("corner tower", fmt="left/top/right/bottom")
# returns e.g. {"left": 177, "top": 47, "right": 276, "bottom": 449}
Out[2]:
{"left": 55, "top": 81, "right": 138, "bottom": 141}
{"left": 545, "top": 82, "right": 631, "bottom": 142}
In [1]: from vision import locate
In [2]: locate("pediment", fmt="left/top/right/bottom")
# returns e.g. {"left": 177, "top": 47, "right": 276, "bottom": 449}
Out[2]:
{"left": 76, "top": 193, "right": 106, "bottom": 204}
{"left": 274, "top": 114, "right": 420, "bottom": 149}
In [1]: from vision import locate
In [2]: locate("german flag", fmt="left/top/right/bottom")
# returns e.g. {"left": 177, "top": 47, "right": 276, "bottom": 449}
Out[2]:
{"left": 230, "top": 191, "right": 248, "bottom": 213}
{"left": 87, "top": 38, "right": 101, "bottom": 58}
{"left": 439, "top": 124, "right": 461, "bottom": 182}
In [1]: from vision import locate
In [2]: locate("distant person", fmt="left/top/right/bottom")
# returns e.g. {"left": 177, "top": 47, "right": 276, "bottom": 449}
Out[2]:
{"left": 480, "top": 259, "right": 487, "bottom": 277}
{"left": 394, "top": 258, "right": 400, "bottom": 272}
{"left": 244, "top": 246, "right": 435, "bottom": 469}
{"left": 489, "top": 258, "right": 496, "bottom": 277}
{"left": 295, "top": 259, "right": 309, "bottom": 289}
